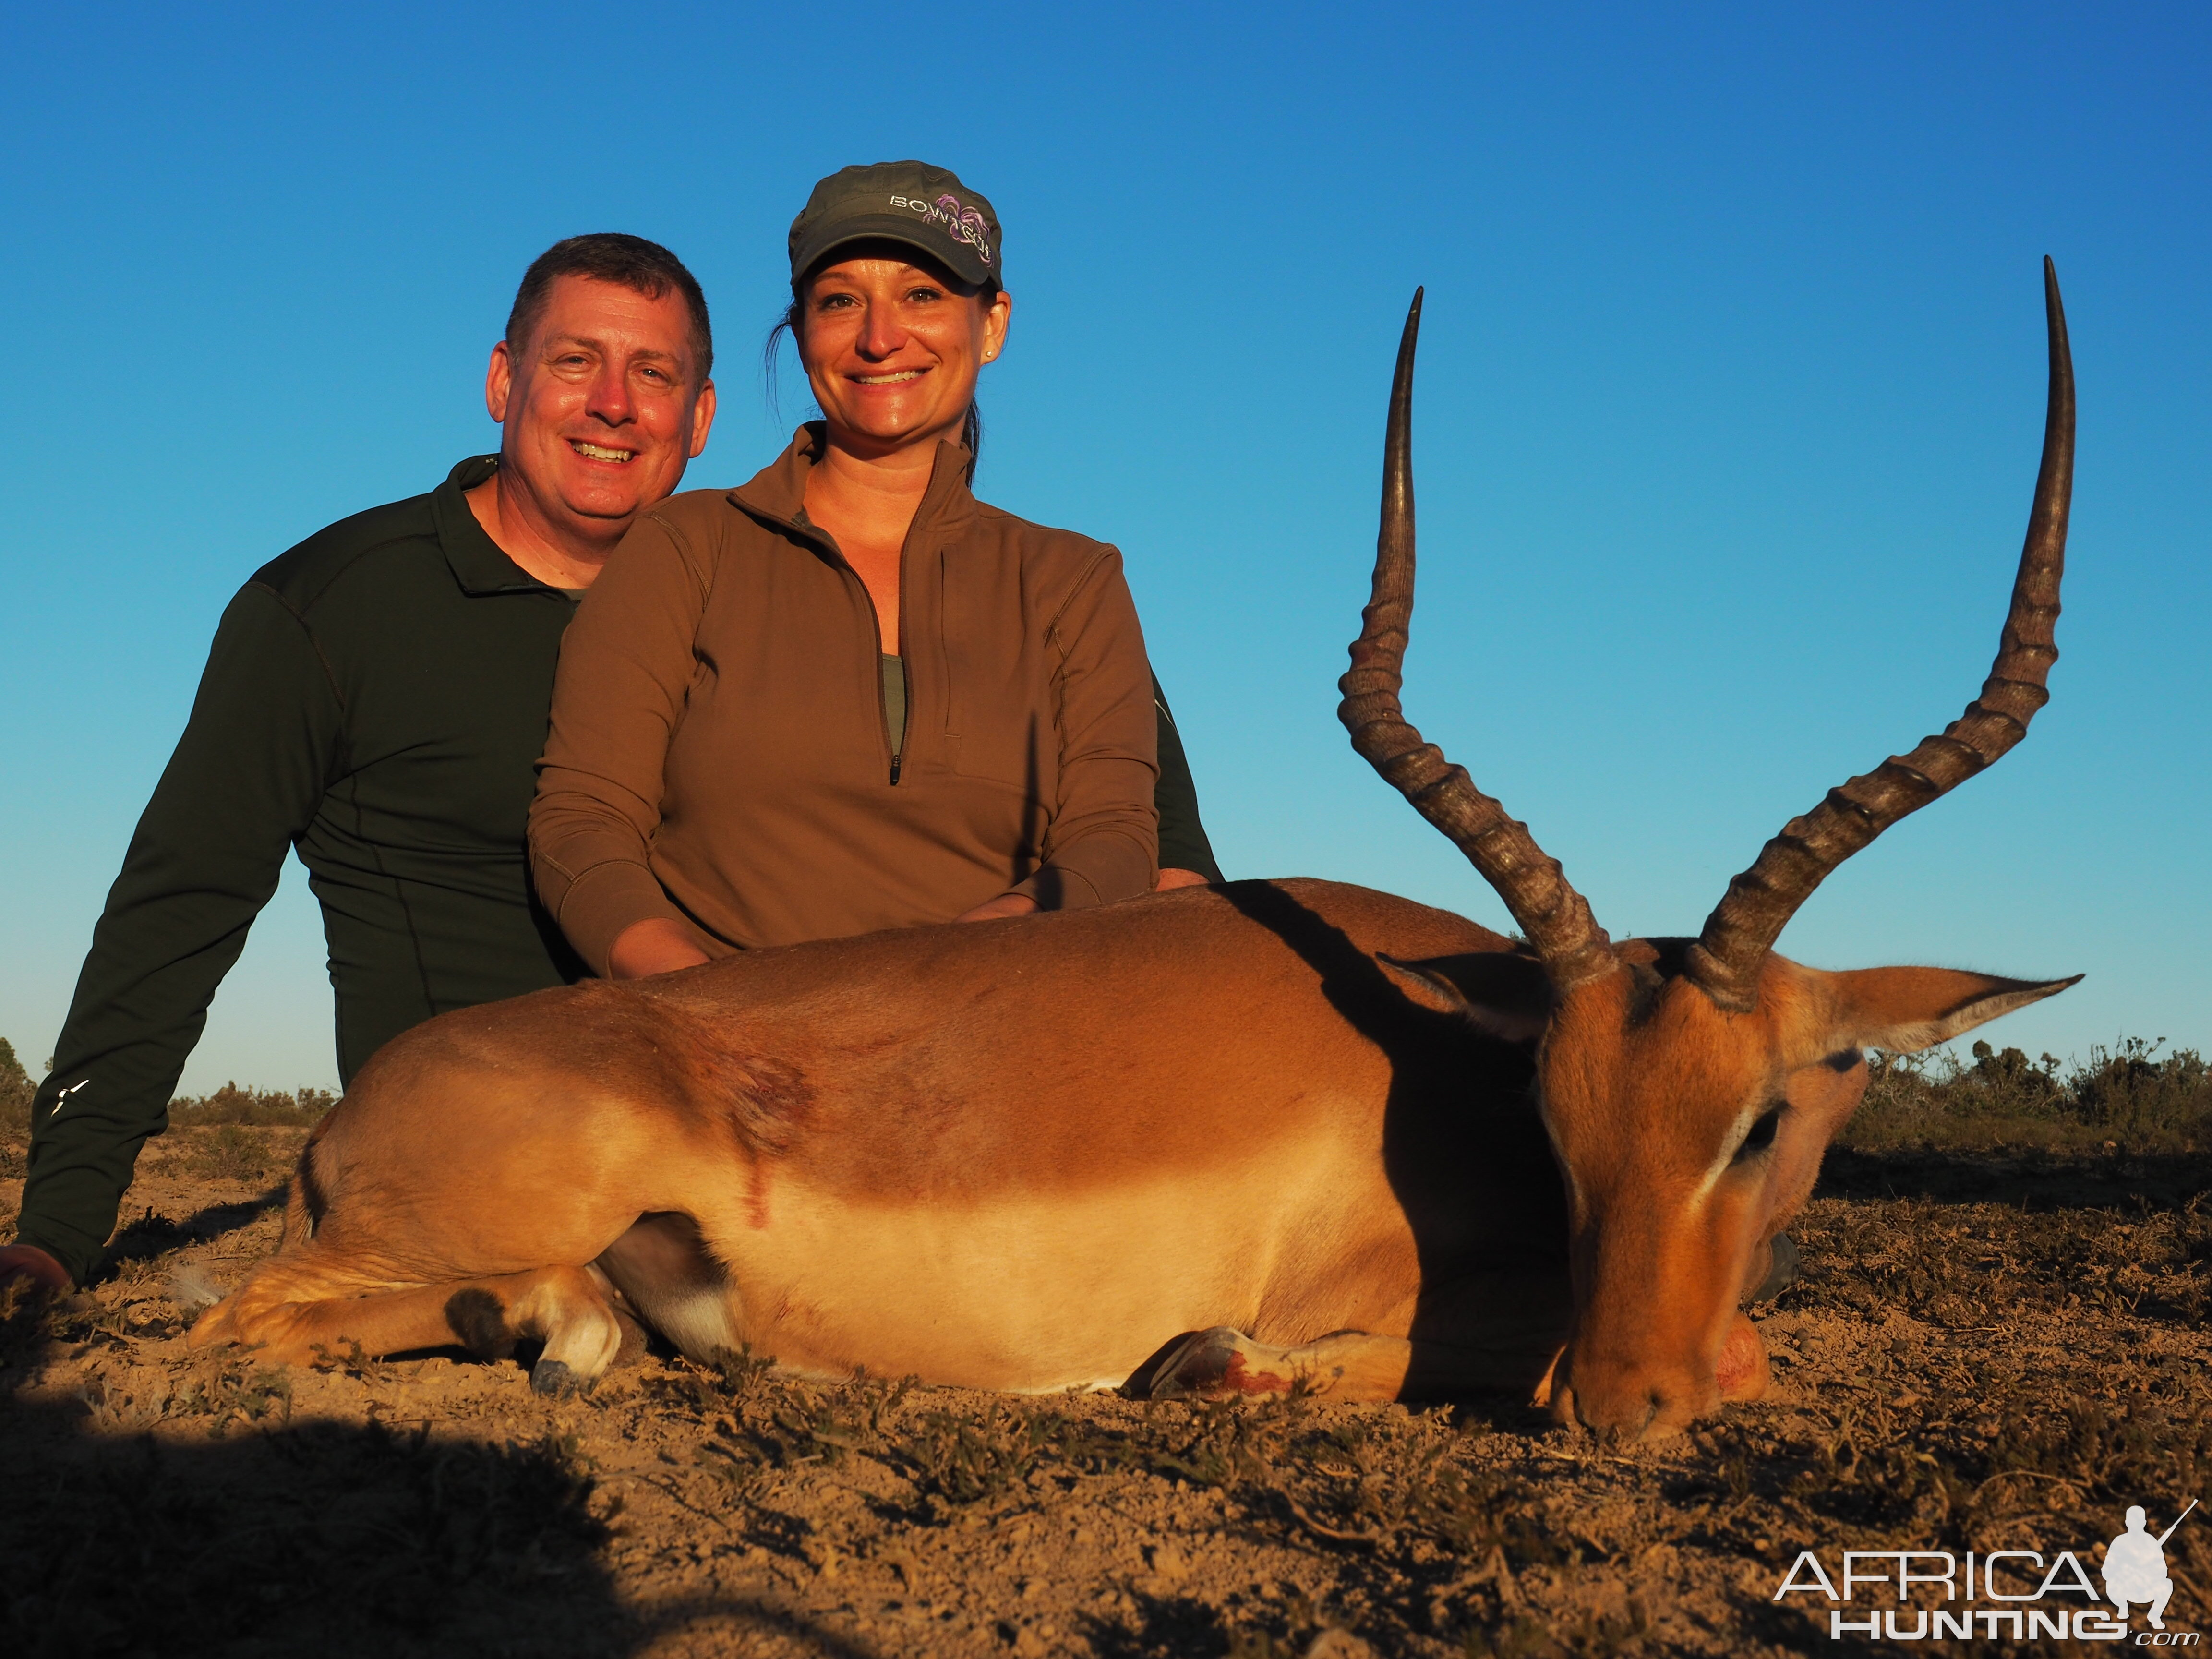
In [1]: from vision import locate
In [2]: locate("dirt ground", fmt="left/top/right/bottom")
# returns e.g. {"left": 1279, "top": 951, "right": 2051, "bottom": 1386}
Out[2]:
{"left": 4, "top": 1125, "right": 2208, "bottom": 1658}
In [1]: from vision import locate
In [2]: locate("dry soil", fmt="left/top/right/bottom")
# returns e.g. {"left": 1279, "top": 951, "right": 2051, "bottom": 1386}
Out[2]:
{"left": 4, "top": 1125, "right": 2207, "bottom": 1658}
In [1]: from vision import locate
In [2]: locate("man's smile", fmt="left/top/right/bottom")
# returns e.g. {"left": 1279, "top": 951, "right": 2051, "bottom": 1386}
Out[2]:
{"left": 569, "top": 440, "right": 637, "bottom": 463}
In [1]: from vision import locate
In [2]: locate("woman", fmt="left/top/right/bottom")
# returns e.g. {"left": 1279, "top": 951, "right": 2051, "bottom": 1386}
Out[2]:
{"left": 530, "top": 162, "right": 1204, "bottom": 979}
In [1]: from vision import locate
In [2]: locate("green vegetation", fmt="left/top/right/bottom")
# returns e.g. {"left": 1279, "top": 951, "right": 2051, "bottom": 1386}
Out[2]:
{"left": 0, "top": 1040, "right": 33, "bottom": 1135}
{"left": 1845, "top": 1037, "right": 2210, "bottom": 1154}
{"left": 0, "top": 1054, "right": 335, "bottom": 1142}
{"left": 168, "top": 1082, "right": 337, "bottom": 1127}
{"left": 180, "top": 1123, "right": 285, "bottom": 1184}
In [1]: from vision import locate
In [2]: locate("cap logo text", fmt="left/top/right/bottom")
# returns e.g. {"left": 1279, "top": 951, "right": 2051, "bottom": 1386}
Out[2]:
{"left": 887, "top": 194, "right": 995, "bottom": 267}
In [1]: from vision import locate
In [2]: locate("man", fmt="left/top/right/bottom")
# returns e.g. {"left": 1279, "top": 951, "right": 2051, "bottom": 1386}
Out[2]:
{"left": 0, "top": 233, "right": 1224, "bottom": 1295}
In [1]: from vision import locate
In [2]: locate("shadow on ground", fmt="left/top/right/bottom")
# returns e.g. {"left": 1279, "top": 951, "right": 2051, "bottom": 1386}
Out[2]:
{"left": 2, "top": 1385, "right": 621, "bottom": 1657}
{"left": 1, "top": 1385, "right": 888, "bottom": 1659}
{"left": 90, "top": 1192, "right": 290, "bottom": 1284}
{"left": 1815, "top": 1146, "right": 2212, "bottom": 1210}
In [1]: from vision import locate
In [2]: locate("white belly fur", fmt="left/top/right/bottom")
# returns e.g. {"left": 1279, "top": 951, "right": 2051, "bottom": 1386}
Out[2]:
{"left": 684, "top": 1147, "right": 1383, "bottom": 1391}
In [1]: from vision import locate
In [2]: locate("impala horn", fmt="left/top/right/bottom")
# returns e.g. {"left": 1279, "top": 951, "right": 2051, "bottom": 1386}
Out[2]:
{"left": 1339, "top": 289, "right": 1618, "bottom": 991}
{"left": 1684, "top": 258, "right": 2076, "bottom": 1012}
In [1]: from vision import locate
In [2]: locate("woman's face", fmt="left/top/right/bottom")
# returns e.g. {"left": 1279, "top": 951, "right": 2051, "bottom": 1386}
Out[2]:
{"left": 798, "top": 256, "right": 1011, "bottom": 455}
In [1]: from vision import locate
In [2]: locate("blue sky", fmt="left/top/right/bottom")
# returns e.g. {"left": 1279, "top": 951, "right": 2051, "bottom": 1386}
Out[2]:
{"left": 1, "top": 2, "right": 2204, "bottom": 1092}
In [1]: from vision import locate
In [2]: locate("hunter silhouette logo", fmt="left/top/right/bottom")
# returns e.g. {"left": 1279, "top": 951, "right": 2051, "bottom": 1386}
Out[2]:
{"left": 1773, "top": 1497, "right": 2200, "bottom": 1642}
{"left": 2106, "top": 1501, "right": 2196, "bottom": 1632}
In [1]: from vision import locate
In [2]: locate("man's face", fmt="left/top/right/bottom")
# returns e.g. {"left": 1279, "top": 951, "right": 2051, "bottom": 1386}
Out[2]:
{"left": 486, "top": 275, "right": 715, "bottom": 545}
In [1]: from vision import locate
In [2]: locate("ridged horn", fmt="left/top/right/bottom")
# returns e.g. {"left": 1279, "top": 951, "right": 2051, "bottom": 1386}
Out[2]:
{"left": 1339, "top": 289, "right": 1617, "bottom": 990}
{"left": 1684, "top": 258, "right": 2076, "bottom": 1012}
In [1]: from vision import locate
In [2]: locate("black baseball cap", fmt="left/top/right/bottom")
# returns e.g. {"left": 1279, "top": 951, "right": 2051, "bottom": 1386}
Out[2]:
{"left": 787, "top": 161, "right": 1002, "bottom": 290}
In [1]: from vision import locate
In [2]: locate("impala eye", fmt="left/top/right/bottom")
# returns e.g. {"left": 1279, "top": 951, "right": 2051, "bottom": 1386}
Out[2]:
{"left": 1734, "top": 1106, "right": 1782, "bottom": 1163}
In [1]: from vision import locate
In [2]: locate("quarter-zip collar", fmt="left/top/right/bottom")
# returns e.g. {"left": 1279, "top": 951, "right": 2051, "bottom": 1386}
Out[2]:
{"left": 730, "top": 423, "right": 976, "bottom": 790}
{"left": 431, "top": 457, "right": 575, "bottom": 598}
{"left": 728, "top": 422, "right": 978, "bottom": 553}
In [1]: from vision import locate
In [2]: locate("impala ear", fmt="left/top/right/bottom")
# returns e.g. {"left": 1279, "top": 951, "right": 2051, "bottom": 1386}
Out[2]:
{"left": 1377, "top": 952, "right": 1552, "bottom": 1044}
{"left": 1825, "top": 966, "right": 2084, "bottom": 1055}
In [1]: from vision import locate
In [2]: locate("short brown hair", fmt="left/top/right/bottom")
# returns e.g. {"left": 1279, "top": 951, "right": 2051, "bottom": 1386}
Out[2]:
{"left": 505, "top": 233, "right": 713, "bottom": 381}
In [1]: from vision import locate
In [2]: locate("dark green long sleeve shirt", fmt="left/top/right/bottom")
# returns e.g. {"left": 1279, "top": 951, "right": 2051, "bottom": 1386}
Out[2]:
{"left": 17, "top": 457, "right": 1220, "bottom": 1286}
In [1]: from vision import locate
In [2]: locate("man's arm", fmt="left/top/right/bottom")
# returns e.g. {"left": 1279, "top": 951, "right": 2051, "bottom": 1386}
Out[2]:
{"left": 9, "top": 584, "right": 340, "bottom": 1288}
{"left": 1152, "top": 674, "right": 1222, "bottom": 887}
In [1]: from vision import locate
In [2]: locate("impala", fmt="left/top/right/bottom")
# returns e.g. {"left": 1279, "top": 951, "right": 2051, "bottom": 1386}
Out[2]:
{"left": 193, "top": 263, "right": 2077, "bottom": 1439}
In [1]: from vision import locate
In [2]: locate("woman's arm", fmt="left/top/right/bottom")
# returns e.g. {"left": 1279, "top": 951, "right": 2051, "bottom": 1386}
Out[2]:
{"left": 999, "top": 547, "right": 1159, "bottom": 912}
{"left": 966, "top": 666, "right": 1213, "bottom": 916}
{"left": 954, "top": 891, "right": 1040, "bottom": 922}
{"left": 529, "top": 512, "right": 717, "bottom": 978}
{"left": 607, "top": 917, "right": 712, "bottom": 977}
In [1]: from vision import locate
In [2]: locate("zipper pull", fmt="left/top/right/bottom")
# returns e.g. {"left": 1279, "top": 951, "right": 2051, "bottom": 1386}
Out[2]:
{"left": 890, "top": 754, "right": 902, "bottom": 785}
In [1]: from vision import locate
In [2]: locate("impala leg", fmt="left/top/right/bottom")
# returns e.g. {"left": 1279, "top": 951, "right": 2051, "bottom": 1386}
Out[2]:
{"left": 1150, "top": 1328, "right": 1413, "bottom": 1402}
{"left": 191, "top": 1250, "right": 624, "bottom": 1395}
{"left": 1147, "top": 1271, "right": 1575, "bottom": 1406}
{"left": 593, "top": 1212, "right": 743, "bottom": 1363}
{"left": 1148, "top": 1326, "right": 1569, "bottom": 1404}
{"left": 1148, "top": 1266, "right": 1575, "bottom": 1405}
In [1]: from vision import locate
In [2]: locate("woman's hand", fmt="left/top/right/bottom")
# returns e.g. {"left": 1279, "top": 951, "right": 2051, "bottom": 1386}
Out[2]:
{"left": 954, "top": 893, "right": 1041, "bottom": 924}
{"left": 607, "top": 918, "right": 712, "bottom": 979}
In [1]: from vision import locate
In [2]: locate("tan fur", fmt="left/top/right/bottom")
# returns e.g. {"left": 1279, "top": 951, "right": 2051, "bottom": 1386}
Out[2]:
{"left": 191, "top": 878, "right": 2067, "bottom": 1437}
{"left": 1535, "top": 950, "right": 2067, "bottom": 1436}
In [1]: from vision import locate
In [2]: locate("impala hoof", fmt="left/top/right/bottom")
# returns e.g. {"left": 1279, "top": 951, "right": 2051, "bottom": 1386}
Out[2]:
{"left": 529, "top": 1359, "right": 586, "bottom": 1398}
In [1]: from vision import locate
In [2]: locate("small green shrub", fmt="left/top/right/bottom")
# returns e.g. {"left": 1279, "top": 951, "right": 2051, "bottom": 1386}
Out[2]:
{"left": 185, "top": 1124, "right": 280, "bottom": 1184}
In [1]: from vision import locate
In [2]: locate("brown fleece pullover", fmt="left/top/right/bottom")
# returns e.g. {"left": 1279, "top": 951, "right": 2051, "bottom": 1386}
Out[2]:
{"left": 529, "top": 426, "right": 1159, "bottom": 974}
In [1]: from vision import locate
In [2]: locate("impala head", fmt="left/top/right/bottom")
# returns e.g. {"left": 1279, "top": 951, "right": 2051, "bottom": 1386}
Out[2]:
{"left": 1341, "top": 266, "right": 2080, "bottom": 1439}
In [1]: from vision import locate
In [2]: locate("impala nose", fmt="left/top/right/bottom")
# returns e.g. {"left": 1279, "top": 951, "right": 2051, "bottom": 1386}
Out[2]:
{"left": 1551, "top": 1313, "right": 1770, "bottom": 1439}
{"left": 1561, "top": 1386, "right": 1661, "bottom": 1443}
{"left": 1551, "top": 1368, "right": 1707, "bottom": 1441}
